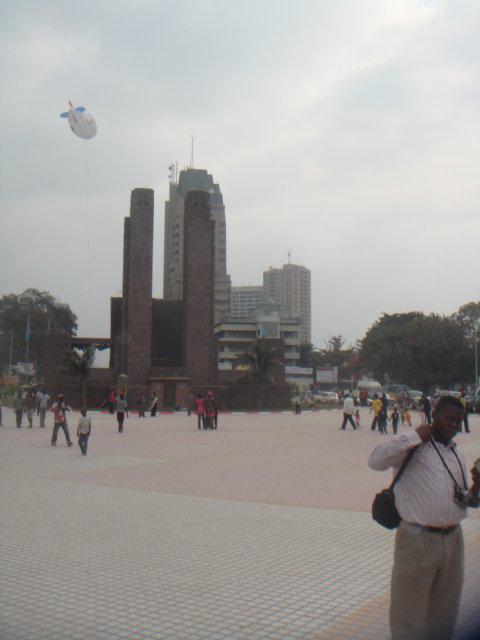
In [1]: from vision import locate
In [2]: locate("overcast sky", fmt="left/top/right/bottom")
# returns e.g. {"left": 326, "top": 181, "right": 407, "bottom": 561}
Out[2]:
{"left": 1, "top": 0, "right": 479, "bottom": 355}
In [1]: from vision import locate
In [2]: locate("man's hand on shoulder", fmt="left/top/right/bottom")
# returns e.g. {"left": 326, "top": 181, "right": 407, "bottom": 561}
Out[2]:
{"left": 415, "top": 424, "right": 433, "bottom": 442}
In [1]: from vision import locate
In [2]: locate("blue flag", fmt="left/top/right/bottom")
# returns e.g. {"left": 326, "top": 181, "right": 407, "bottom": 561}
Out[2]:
{"left": 25, "top": 316, "right": 31, "bottom": 343}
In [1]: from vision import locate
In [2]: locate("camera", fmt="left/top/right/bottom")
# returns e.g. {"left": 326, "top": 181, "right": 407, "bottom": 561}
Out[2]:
{"left": 454, "top": 486, "right": 469, "bottom": 509}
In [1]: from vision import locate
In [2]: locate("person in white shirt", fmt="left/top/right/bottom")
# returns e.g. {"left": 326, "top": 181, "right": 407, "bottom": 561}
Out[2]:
{"left": 77, "top": 408, "right": 92, "bottom": 456}
{"left": 369, "top": 395, "right": 480, "bottom": 640}
{"left": 36, "top": 389, "right": 50, "bottom": 428}
{"left": 340, "top": 392, "right": 357, "bottom": 430}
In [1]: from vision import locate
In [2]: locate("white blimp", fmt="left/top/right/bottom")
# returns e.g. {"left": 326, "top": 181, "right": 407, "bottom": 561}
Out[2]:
{"left": 60, "top": 100, "right": 97, "bottom": 140}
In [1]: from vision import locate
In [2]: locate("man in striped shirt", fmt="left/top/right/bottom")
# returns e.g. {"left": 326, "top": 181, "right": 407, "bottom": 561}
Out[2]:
{"left": 369, "top": 395, "right": 480, "bottom": 640}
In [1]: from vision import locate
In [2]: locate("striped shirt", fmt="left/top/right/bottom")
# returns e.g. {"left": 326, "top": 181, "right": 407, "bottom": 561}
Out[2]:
{"left": 368, "top": 431, "right": 469, "bottom": 527}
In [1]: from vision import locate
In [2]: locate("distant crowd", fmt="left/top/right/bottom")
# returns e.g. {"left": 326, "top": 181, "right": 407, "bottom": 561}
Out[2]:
{"left": 1, "top": 384, "right": 222, "bottom": 456}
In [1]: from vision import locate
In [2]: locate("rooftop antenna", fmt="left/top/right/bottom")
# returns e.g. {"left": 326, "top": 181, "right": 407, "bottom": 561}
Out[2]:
{"left": 190, "top": 133, "right": 194, "bottom": 169}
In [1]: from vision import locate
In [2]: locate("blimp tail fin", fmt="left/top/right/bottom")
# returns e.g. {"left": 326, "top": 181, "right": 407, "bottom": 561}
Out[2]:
{"left": 60, "top": 112, "right": 69, "bottom": 118}
{"left": 74, "top": 106, "right": 86, "bottom": 113}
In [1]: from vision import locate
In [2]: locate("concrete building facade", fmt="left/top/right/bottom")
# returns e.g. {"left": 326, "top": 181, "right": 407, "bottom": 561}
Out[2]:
{"left": 263, "top": 263, "right": 311, "bottom": 343}
{"left": 163, "top": 168, "right": 231, "bottom": 324}
{"left": 231, "top": 285, "right": 264, "bottom": 317}
{"left": 215, "top": 304, "right": 301, "bottom": 371}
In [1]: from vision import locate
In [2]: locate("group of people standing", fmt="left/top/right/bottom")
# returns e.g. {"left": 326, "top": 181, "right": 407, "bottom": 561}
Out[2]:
{"left": 192, "top": 391, "right": 218, "bottom": 430}
{"left": 13, "top": 386, "right": 51, "bottom": 429}
{"left": 369, "top": 393, "right": 407, "bottom": 434}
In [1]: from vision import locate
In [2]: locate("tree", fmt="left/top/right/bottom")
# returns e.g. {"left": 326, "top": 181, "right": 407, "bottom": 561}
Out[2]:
{"left": 64, "top": 344, "right": 96, "bottom": 409}
{"left": 453, "top": 301, "right": 480, "bottom": 342}
{"left": 359, "top": 312, "right": 470, "bottom": 390}
{"left": 299, "top": 342, "right": 315, "bottom": 367}
{"left": 240, "top": 338, "right": 278, "bottom": 384}
{"left": 0, "top": 289, "right": 77, "bottom": 378}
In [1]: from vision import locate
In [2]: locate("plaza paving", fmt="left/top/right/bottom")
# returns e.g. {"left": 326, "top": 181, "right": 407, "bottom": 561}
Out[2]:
{"left": 1, "top": 406, "right": 479, "bottom": 640}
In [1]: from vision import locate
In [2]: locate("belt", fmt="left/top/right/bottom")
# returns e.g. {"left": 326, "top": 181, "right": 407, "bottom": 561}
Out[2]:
{"left": 406, "top": 522, "right": 458, "bottom": 535}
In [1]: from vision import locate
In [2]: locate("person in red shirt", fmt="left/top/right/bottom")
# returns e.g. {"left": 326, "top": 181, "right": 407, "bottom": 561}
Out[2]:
{"left": 204, "top": 391, "right": 217, "bottom": 430}
{"left": 194, "top": 393, "right": 205, "bottom": 430}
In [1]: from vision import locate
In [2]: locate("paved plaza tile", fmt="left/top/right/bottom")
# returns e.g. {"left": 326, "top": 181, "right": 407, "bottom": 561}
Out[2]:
{"left": 1, "top": 407, "right": 479, "bottom": 639}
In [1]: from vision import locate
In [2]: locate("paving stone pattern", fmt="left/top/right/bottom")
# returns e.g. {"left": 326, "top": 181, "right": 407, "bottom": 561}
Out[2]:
{"left": 1, "top": 408, "right": 479, "bottom": 639}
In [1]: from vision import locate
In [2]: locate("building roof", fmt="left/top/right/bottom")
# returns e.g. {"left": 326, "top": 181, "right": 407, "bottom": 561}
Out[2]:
{"left": 177, "top": 169, "right": 223, "bottom": 204}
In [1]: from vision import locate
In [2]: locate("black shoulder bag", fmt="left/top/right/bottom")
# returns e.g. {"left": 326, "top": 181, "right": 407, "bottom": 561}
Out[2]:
{"left": 372, "top": 447, "right": 417, "bottom": 529}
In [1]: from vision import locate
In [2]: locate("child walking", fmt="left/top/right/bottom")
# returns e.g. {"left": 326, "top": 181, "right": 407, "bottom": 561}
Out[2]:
{"left": 354, "top": 409, "right": 361, "bottom": 429}
{"left": 389, "top": 406, "right": 400, "bottom": 435}
{"left": 115, "top": 394, "right": 128, "bottom": 433}
{"left": 77, "top": 408, "right": 92, "bottom": 456}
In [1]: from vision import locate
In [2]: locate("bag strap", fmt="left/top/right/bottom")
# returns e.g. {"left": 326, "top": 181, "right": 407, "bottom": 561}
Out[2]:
{"left": 430, "top": 437, "right": 467, "bottom": 490}
{"left": 390, "top": 446, "right": 417, "bottom": 490}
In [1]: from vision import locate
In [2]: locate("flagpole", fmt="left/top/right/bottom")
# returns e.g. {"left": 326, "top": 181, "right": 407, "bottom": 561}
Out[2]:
{"left": 9, "top": 329, "right": 13, "bottom": 375}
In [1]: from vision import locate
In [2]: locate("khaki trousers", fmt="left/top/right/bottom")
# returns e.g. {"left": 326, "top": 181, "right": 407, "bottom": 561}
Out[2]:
{"left": 390, "top": 521, "right": 464, "bottom": 640}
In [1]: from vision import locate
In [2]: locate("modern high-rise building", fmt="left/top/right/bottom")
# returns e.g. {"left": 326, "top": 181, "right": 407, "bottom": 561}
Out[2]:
{"left": 163, "top": 168, "right": 231, "bottom": 323}
{"left": 263, "top": 263, "right": 311, "bottom": 343}
{"left": 231, "top": 285, "right": 264, "bottom": 317}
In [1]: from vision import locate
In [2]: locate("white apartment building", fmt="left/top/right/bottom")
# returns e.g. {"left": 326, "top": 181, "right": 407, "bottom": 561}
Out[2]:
{"left": 231, "top": 285, "right": 264, "bottom": 317}
{"left": 263, "top": 263, "right": 311, "bottom": 343}
{"left": 215, "top": 304, "right": 301, "bottom": 370}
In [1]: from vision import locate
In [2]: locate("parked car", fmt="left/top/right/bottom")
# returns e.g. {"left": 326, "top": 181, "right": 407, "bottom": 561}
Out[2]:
{"left": 406, "top": 389, "right": 423, "bottom": 409}
{"left": 384, "top": 384, "right": 410, "bottom": 400}
{"left": 313, "top": 391, "right": 339, "bottom": 404}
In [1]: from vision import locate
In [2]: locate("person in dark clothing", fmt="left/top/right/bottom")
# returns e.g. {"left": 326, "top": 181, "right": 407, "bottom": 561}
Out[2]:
{"left": 459, "top": 390, "right": 470, "bottom": 433}
{"left": 150, "top": 393, "right": 158, "bottom": 417}
{"left": 422, "top": 394, "right": 432, "bottom": 426}
{"left": 379, "top": 393, "right": 389, "bottom": 434}
{"left": 115, "top": 394, "right": 128, "bottom": 433}
{"left": 389, "top": 406, "right": 400, "bottom": 435}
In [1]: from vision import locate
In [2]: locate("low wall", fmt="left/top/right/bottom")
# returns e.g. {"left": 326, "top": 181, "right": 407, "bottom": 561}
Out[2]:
{"left": 192, "top": 384, "right": 291, "bottom": 411}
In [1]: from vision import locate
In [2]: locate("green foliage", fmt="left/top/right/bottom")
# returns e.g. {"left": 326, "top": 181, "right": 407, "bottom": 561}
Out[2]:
{"left": 453, "top": 301, "right": 480, "bottom": 343}
{"left": 0, "top": 289, "right": 77, "bottom": 377}
{"left": 240, "top": 338, "right": 278, "bottom": 385}
{"left": 299, "top": 342, "right": 315, "bottom": 367}
{"left": 359, "top": 312, "right": 471, "bottom": 389}
{"left": 64, "top": 344, "right": 96, "bottom": 408}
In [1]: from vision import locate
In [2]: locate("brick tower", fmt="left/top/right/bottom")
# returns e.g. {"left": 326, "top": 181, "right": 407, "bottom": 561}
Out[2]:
{"left": 120, "top": 188, "right": 154, "bottom": 388}
{"left": 182, "top": 190, "right": 216, "bottom": 386}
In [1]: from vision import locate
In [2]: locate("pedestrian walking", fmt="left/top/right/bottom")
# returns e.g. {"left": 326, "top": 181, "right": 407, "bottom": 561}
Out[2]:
{"left": 368, "top": 396, "right": 480, "bottom": 640}
{"left": 404, "top": 408, "right": 412, "bottom": 427}
{"left": 389, "top": 406, "right": 400, "bottom": 435}
{"left": 14, "top": 391, "right": 24, "bottom": 428}
{"left": 36, "top": 388, "right": 50, "bottom": 428}
{"left": 194, "top": 393, "right": 205, "bottom": 430}
{"left": 422, "top": 393, "right": 433, "bottom": 426}
{"left": 24, "top": 388, "right": 36, "bottom": 428}
{"left": 149, "top": 393, "right": 159, "bottom": 417}
{"left": 340, "top": 392, "right": 357, "bottom": 430}
{"left": 378, "top": 392, "right": 389, "bottom": 434}
{"left": 354, "top": 409, "right": 361, "bottom": 429}
{"left": 116, "top": 394, "right": 128, "bottom": 433}
{"left": 459, "top": 390, "right": 470, "bottom": 433}
{"left": 51, "top": 395, "right": 73, "bottom": 447}
{"left": 295, "top": 400, "right": 301, "bottom": 415}
{"left": 77, "top": 408, "right": 92, "bottom": 455}
{"left": 370, "top": 393, "right": 382, "bottom": 431}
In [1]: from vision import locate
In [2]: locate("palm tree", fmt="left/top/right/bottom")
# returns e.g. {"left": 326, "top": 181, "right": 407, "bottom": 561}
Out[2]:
{"left": 64, "top": 344, "right": 96, "bottom": 409}
{"left": 241, "top": 338, "right": 278, "bottom": 384}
